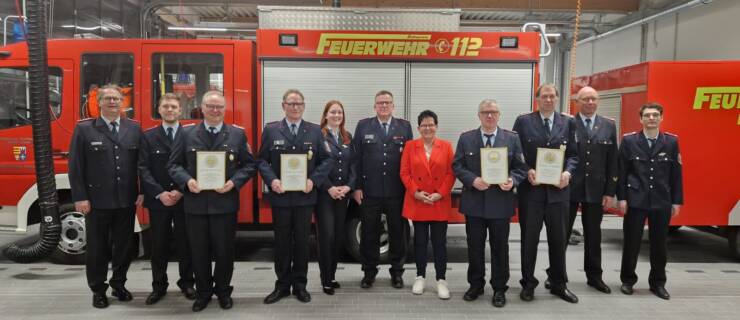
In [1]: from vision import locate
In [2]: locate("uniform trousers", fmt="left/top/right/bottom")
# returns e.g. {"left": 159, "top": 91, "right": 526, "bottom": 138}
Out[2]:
{"left": 186, "top": 212, "right": 237, "bottom": 299}
{"left": 272, "top": 205, "right": 313, "bottom": 291}
{"left": 359, "top": 196, "right": 407, "bottom": 276}
{"left": 620, "top": 207, "right": 671, "bottom": 288}
{"left": 519, "top": 200, "right": 568, "bottom": 290}
{"left": 466, "top": 216, "right": 510, "bottom": 291}
{"left": 149, "top": 208, "right": 194, "bottom": 292}
{"left": 85, "top": 207, "right": 136, "bottom": 294}
{"left": 567, "top": 202, "right": 605, "bottom": 281}
{"left": 315, "top": 193, "right": 348, "bottom": 287}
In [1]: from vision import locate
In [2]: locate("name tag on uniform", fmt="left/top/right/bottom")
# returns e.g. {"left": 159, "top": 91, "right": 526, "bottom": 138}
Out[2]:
{"left": 90, "top": 141, "right": 103, "bottom": 146}
{"left": 364, "top": 134, "right": 374, "bottom": 140}
{"left": 658, "top": 152, "right": 666, "bottom": 156}
{"left": 274, "top": 140, "right": 285, "bottom": 146}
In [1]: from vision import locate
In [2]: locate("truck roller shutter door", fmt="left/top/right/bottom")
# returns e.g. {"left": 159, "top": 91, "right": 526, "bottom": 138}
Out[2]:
{"left": 597, "top": 95, "right": 622, "bottom": 138}
{"left": 261, "top": 60, "right": 406, "bottom": 132}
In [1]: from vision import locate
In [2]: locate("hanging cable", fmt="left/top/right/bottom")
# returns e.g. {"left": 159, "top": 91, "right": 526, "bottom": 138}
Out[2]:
{"left": 569, "top": 0, "right": 583, "bottom": 97}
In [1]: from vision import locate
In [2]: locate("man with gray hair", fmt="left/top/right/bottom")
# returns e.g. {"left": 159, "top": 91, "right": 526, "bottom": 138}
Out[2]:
{"left": 453, "top": 99, "right": 527, "bottom": 307}
{"left": 168, "top": 90, "right": 256, "bottom": 312}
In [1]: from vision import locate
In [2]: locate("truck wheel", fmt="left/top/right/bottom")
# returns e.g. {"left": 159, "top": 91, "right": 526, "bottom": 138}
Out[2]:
{"left": 346, "top": 215, "right": 392, "bottom": 263}
{"left": 668, "top": 226, "right": 682, "bottom": 234}
{"left": 728, "top": 227, "right": 740, "bottom": 261}
{"left": 49, "top": 203, "right": 86, "bottom": 265}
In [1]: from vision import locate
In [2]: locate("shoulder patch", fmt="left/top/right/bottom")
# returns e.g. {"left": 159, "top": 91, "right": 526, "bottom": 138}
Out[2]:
{"left": 183, "top": 123, "right": 196, "bottom": 127}
{"left": 623, "top": 131, "right": 638, "bottom": 136}
{"left": 77, "top": 117, "right": 93, "bottom": 122}
{"left": 561, "top": 112, "right": 574, "bottom": 118}
{"left": 145, "top": 125, "right": 159, "bottom": 131}
{"left": 664, "top": 131, "right": 678, "bottom": 137}
{"left": 232, "top": 124, "right": 244, "bottom": 130}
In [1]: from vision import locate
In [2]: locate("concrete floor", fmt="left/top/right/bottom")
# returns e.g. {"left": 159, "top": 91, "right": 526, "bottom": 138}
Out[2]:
{"left": 1, "top": 216, "right": 739, "bottom": 319}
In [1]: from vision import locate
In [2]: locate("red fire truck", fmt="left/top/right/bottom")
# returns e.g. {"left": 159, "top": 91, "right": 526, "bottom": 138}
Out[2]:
{"left": 0, "top": 19, "right": 544, "bottom": 263}
{"left": 571, "top": 61, "right": 740, "bottom": 258}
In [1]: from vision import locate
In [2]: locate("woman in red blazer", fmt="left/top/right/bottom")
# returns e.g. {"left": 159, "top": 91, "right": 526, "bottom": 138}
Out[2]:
{"left": 400, "top": 110, "right": 455, "bottom": 299}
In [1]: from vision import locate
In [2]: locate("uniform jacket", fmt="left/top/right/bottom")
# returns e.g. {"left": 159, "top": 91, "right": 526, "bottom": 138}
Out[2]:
{"left": 320, "top": 130, "right": 357, "bottom": 191}
{"left": 69, "top": 117, "right": 142, "bottom": 210}
{"left": 570, "top": 114, "right": 619, "bottom": 203}
{"left": 257, "top": 119, "right": 334, "bottom": 208}
{"left": 617, "top": 131, "right": 683, "bottom": 210}
{"left": 139, "top": 124, "right": 183, "bottom": 211}
{"left": 399, "top": 138, "right": 455, "bottom": 221}
{"left": 453, "top": 128, "right": 528, "bottom": 219}
{"left": 167, "top": 122, "right": 256, "bottom": 215}
{"left": 352, "top": 117, "right": 413, "bottom": 198}
{"left": 512, "top": 111, "right": 579, "bottom": 204}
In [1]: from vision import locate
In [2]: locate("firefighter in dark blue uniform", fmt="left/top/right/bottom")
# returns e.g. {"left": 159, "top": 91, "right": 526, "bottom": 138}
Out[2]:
{"left": 68, "top": 84, "right": 143, "bottom": 309}
{"left": 352, "top": 90, "right": 413, "bottom": 289}
{"left": 259, "top": 89, "right": 334, "bottom": 304}
{"left": 567, "top": 86, "right": 618, "bottom": 294}
{"left": 618, "top": 102, "right": 683, "bottom": 300}
{"left": 453, "top": 99, "right": 528, "bottom": 307}
{"left": 513, "top": 84, "right": 579, "bottom": 304}
{"left": 168, "top": 91, "right": 256, "bottom": 312}
{"left": 138, "top": 93, "right": 195, "bottom": 305}
{"left": 315, "top": 100, "right": 357, "bottom": 295}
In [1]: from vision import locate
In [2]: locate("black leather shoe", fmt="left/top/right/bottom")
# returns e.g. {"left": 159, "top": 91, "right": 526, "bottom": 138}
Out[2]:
{"left": 587, "top": 279, "right": 612, "bottom": 294}
{"left": 111, "top": 287, "right": 133, "bottom": 301}
{"left": 263, "top": 289, "right": 290, "bottom": 304}
{"left": 192, "top": 298, "right": 210, "bottom": 312}
{"left": 293, "top": 288, "right": 312, "bottom": 303}
{"left": 360, "top": 274, "right": 375, "bottom": 289}
{"left": 330, "top": 280, "right": 341, "bottom": 289}
{"left": 218, "top": 296, "right": 233, "bottom": 309}
{"left": 322, "top": 286, "right": 335, "bottom": 295}
{"left": 650, "top": 286, "right": 670, "bottom": 300}
{"left": 550, "top": 288, "right": 579, "bottom": 303}
{"left": 492, "top": 291, "right": 506, "bottom": 308}
{"left": 181, "top": 287, "right": 197, "bottom": 300}
{"left": 145, "top": 290, "right": 166, "bottom": 305}
{"left": 519, "top": 288, "right": 534, "bottom": 301}
{"left": 92, "top": 293, "right": 109, "bottom": 309}
{"left": 462, "top": 287, "right": 484, "bottom": 301}
{"left": 620, "top": 284, "right": 634, "bottom": 295}
{"left": 391, "top": 275, "right": 404, "bottom": 289}
{"left": 544, "top": 279, "right": 551, "bottom": 290}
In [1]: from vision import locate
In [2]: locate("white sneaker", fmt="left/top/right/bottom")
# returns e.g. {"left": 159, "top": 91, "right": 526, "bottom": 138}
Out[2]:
{"left": 437, "top": 279, "right": 450, "bottom": 300}
{"left": 412, "top": 276, "right": 425, "bottom": 295}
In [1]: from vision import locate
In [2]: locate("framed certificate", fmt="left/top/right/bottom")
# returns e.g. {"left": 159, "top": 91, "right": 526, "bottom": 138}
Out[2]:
{"left": 535, "top": 147, "right": 565, "bottom": 186}
{"left": 196, "top": 151, "right": 226, "bottom": 190}
{"left": 281, "top": 154, "right": 308, "bottom": 191}
{"left": 480, "top": 147, "right": 508, "bottom": 185}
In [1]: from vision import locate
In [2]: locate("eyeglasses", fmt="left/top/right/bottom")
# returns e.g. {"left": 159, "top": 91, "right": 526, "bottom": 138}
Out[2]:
{"left": 204, "top": 104, "right": 225, "bottom": 110}
{"left": 479, "top": 111, "right": 500, "bottom": 117}
{"left": 579, "top": 97, "right": 599, "bottom": 102}
{"left": 375, "top": 101, "right": 393, "bottom": 106}
{"left": 101, "top": 96, "right": 122, "bottom": 102}
{"left": 283, "top": 102, "right": 305, "bottom": 107}
{"left": 419, "top": 124, "right": 437, "bottom": 129}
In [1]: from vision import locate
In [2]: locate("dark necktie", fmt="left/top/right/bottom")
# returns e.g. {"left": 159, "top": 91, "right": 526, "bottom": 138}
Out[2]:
{"left": 544, "top": 118, "right": 551, "bottom": 136}
{"left": 333, "top": 131, "right": 340, "bottom": 145}
{"left": 648, "top": 138, "right": 657, "bottom": 149}
{"left": 585, "top": 118, "right": 592, "bottom": 133}
{"left": 291, "top": 123, "right": 297, "bottom": 136}
{"left": 166, "top": 127, "right": 174, "bottom": 141}
{"left": 209, "top": 126, "right": 217, "bottom": 136}
{"left": 382, "top": 122, "right": 388, "bottom": 136}
{"left": 484, "top": 133, "right": 494, "bottom": 148}
{"left": 110, "top": 121, "right": 118, "bottom": 135}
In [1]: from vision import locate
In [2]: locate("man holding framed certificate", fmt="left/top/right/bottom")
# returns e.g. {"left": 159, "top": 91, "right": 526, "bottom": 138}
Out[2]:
{"left": 168, "top": 91, "right": 256, "bottom": 312}
{"left": 512, "top": 84, "right": 579, "bottom": 304}
{"left": 258, "top": 89, "right": 333, "bottom": 305}
{"left": 453, "top": 99, "right": 527, "bottom": 307}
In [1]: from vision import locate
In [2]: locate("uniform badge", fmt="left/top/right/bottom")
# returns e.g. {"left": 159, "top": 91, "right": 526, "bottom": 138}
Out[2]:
{"left": 274, "top": 140, "right": 285, "bottom": 146}
{"left": 399, "top": 146, "right": 403, "bottom": 153}
{"left": 91, "top": 141, "right": 103, "bottom": 146}
{"left": 308, "top": 150, "right": 314, "bottom": 160}
{"left": 612, "top": 176, "right": 618, "bottom": 182}
{"left": 364, "top": 134, "right": 374, "bottom": 140}
{"left": 658, "top": 152, "right": 666, "bottom": 157}
{"left": 229, "top": 154, "right": 235, "bottom": 161}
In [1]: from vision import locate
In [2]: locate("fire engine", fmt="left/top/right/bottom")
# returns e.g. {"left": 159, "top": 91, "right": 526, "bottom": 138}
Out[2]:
{"left": 571, "top": 61, "right": 740, "bottom": 258}
{"left": 0, "top": 7, "right": 546, "bottom": 264}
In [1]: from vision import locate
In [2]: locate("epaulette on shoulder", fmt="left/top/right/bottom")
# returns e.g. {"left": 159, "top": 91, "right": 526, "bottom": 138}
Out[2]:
{"left": 561, "top": 112, "right": 574, "bottom": 118}
{"left": 501, "top": 128, "right": 516, "bottom": 134}
{"left": 77, "top": 117, "right": 93, "bottom": 122}
{"left": 125, "top": 117, "right": 139, "bottom": 122}
{"left": 232, "top": 124, "right": 245, "bottom": 130}
{"left": 183, "top": 123, "right": 196, "bottom": 127}
{"left": 145, "top": 125, "right": 159, "bottom": 131}
{"left": 602, "top": 116, "right": 616, "bottom": 122}
{"left": 664, "top": 131, "right": 678, "bottom": 137}
{"left": 623, "top": 131, "right": 638, "bottom": 137}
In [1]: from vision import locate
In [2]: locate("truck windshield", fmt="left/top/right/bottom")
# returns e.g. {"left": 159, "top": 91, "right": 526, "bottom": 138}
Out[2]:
{"left": 0, "top": 67, "right": 63, "bottom": 130}
{"left": 80, "top": 53, "right": 134, "bottom": 119}
{"left": 151, "top": 53, "right": 224, "bottom": 120}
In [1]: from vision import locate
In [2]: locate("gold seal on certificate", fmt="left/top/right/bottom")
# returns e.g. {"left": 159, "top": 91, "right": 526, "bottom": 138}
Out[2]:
{"left": 196, "top": 151, "right": 226, "bottom": 190}
{"left": 480, "top": 147, "right": 508, "bottom": 185}
{"left": 535, "top": 147, "right": 565, "bottom": 185}
{"left": 281, "top": 154, "right": 308, "bottom": 191}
